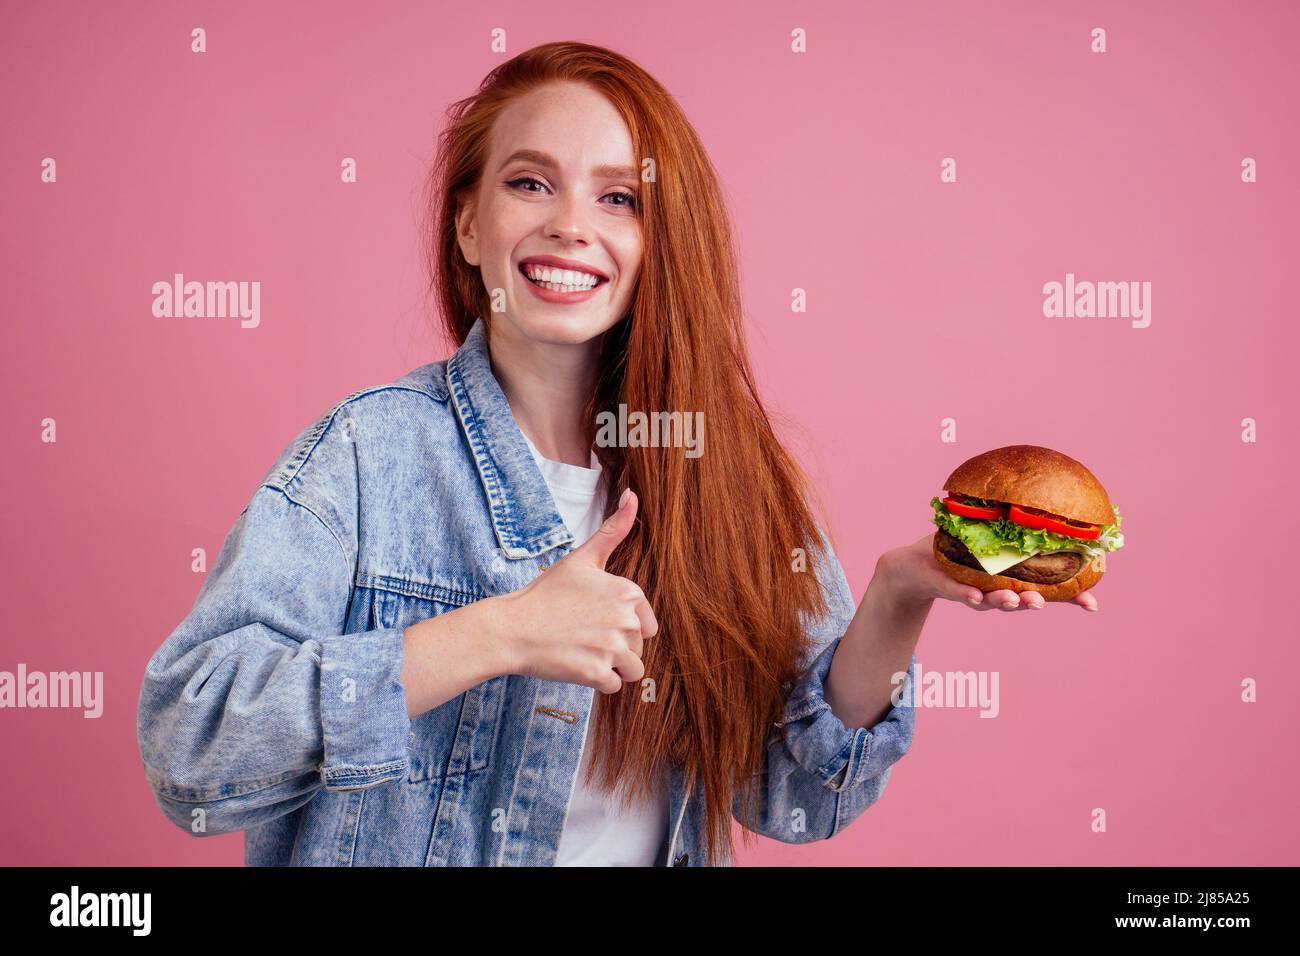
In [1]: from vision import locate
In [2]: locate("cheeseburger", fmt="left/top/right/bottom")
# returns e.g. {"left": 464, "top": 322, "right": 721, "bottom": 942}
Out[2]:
{"left": 930, "top": 445, "right": 1124, "bottom": 601}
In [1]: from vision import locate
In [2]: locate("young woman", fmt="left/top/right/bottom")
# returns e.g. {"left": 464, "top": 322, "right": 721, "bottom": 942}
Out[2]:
{"left": 137, "top": 41, "right": 1097, "bottom": 868}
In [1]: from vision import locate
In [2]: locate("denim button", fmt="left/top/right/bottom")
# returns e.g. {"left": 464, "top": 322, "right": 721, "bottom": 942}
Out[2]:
{"left": 673, "top": 852, "right": 688, "bottom": 866}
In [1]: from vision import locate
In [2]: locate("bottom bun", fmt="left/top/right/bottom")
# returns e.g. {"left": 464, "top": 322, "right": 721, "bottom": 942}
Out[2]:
{"left": 932, "top": 533, "right": 1105, "bottom": 602}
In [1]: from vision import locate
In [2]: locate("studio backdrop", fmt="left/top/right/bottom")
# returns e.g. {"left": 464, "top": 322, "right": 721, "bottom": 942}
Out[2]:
{"left": 1, "top": 0, "right": 1296, "bottom": 866}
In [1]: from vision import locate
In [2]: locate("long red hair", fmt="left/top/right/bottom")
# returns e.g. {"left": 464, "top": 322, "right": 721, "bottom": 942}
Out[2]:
{"left": 423, "top": 41, "right": 832, "bottom": 865}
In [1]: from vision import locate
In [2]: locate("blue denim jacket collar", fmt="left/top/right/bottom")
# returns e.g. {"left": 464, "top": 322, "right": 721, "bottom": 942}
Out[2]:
{"left": 446, "top": 316, "right": 576, "bottom": 561}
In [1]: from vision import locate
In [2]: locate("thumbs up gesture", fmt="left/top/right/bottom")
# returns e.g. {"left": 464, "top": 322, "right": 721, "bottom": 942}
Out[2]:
{"left": 496, "top": 489, "right": 659, "bottom": 694}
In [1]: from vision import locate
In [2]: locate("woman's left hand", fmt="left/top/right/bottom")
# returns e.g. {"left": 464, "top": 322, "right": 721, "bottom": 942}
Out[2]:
{"left": 877, "top": 533, "right": 1098, "bottom": 612}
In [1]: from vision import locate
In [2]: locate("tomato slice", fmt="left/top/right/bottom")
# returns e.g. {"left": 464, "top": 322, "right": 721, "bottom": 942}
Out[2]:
{"left": 1008, "top": 504, "right": 1101, "bottom": 540}
{"left": 943, "top": 496, "right": 1006, "bottom": 520}
{"left": 1049, "top": 516, "right": 1102, "bottom": 540}
{"left": 1007, "top": 504, "right": 1052, "bottom": 530}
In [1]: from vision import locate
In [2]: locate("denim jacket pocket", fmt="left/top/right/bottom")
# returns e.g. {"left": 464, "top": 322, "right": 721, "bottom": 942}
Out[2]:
{"left": 368, "top": 577, "right": 506, "bottom": 783}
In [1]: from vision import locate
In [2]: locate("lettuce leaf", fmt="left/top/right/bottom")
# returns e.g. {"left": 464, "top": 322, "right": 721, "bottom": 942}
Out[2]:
{"left": 930, "top": 497, "right": 1124, "bottom": 558}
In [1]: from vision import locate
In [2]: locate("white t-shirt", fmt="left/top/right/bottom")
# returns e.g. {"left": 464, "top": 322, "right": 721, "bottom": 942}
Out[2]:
{"left": 518, "top": 430, "right": 670, "bottom": 866}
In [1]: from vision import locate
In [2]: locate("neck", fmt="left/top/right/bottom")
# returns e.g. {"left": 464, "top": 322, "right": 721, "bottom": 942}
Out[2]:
{"left": 487, "top": 321, "right": 603, "bottom": 467}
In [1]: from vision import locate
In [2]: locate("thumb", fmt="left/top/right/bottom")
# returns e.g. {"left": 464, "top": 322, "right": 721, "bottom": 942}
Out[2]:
{"left": 568, "top": 488, "right": 638, "bottom": 570}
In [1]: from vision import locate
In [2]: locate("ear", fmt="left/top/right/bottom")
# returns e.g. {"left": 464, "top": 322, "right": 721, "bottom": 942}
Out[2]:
{"left": 455, "top": 195, "right": 481, "bottom": 267}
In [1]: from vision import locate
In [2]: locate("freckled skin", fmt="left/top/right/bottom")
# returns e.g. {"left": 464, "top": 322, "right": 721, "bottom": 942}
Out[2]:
{"left": 454, "top": 80, "right": 643, "bottom": 355}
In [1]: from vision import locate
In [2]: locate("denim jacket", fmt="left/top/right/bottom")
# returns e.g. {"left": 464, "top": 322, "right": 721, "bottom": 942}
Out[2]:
{"left": 136, "top": 316, "right": 918, "bottom": 866}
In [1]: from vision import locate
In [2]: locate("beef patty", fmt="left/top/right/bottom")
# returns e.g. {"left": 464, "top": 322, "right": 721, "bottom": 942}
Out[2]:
{"left": 936, "top": 529, "right": 1085, "bottom": 585}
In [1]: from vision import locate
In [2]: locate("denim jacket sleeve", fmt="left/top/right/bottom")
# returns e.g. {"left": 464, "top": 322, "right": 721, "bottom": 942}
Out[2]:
{"left": 733, "top": 528, "right": 917, "bottom": 845}
{"left": 136, "top": 412, "right": 413, "bottom": 836}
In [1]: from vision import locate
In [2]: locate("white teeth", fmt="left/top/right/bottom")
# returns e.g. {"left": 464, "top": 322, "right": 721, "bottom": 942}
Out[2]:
{"left": 523, "top": 263, "right": 600, "bottom": 291}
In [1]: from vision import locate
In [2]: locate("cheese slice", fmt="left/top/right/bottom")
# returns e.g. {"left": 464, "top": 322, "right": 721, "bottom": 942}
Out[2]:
{"left": 972, "top": 546, "right": 1038, "bottom": 576}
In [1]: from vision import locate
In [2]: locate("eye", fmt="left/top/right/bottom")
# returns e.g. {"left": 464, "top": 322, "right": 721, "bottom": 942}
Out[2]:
{"left": 507, "top": 176, "right": 637, "bottom": 211}
{"left": 603, "top": 191, "right": 637, "bottom": 210}
{"left": 507, "top": 176, "right": 549, "bottom": 194}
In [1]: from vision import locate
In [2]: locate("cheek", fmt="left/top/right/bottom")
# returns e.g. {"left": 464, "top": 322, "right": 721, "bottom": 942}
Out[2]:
{"left": 476, "top": 216, "right": 523, "bottom": 284}
{"left": 613, "top": 236, "right": 643, "bottom": 286}
{"left": 617, "top": 261, "right": 642, "bottom": 303}
{"left": 479, "top": 196, "right": 532, "bottom": 249}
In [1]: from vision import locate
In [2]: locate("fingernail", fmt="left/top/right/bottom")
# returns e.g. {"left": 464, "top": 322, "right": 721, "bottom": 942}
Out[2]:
{"left": 1086, "top": 604, "right": 1098, "bottom": 612}
{"left": 618, "top": 488, "right": 631, "bottom": 509}
{"left": 968, "top": 596, "right": 982, "bottom": 605}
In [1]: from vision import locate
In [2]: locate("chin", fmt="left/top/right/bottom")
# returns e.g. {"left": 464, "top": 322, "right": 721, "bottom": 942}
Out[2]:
{"left": 499, "top": 309, "right": 620, "bottom": 347}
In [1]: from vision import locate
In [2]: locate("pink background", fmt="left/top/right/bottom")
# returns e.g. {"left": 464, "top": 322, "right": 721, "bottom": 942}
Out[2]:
{"left": 2, "top": 0, "right": 1297, "bottom": 866}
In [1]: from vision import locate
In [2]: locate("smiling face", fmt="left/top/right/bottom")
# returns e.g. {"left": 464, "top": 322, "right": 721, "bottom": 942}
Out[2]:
{"left": 455, "top": 81, "right": 643, "bottom": 350}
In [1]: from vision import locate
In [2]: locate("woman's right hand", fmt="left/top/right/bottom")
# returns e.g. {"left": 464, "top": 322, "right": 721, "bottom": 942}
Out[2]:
{"left": 492, "top": 489, "right": 658, "bottom": 694}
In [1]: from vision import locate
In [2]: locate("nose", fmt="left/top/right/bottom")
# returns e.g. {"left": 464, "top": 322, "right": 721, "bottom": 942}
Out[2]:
{"left": 544, "top": 189, "right": 594, "bottom": 245}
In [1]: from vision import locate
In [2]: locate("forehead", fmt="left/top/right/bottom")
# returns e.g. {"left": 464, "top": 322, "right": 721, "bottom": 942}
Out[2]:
{"left": 489, "top": 82, "right": 636, "bottom": 174}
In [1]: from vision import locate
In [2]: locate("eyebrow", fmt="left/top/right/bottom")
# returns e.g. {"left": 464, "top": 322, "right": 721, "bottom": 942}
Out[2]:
{"left": 497, "top": 148, "right": 638, "bottom": 181}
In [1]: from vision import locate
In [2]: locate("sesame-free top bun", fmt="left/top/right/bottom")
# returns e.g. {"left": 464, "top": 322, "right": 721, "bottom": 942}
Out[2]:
{"left": 932, "top": 537, "right": 1105, "bottom": 601}
{"left": 942, "top": 445, "right": 1114, "bottom": 526}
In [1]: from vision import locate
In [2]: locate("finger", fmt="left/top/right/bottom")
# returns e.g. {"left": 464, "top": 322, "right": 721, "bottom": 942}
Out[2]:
{"left": 985, "top": 589, "right": 1021, "bottom": 610}
{"left": 567, "top": 488, "right": 637, "bottom": 570}
{"left": 940, "top": 580, "right": 988, "bottom": 607}
{"left": 1072, "top": 591, "right": 1099, "bottom": 612}
{"left": 622, "top": 614, "right": 644, "bottom": 658}
{"left": 966, "top": 589, "right": 1017, "bottom": 610}
{"left": 634, "top": 595, "right": 659, "bottom": 640}
{"left": 596, "top": 671, "right": 624, "bottom": 695}
{"left": 1010, "top": 590, "right": 1045, "bottom": 610}
{"left": 613, "top": 649, "right": 646, "bottom": 685}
